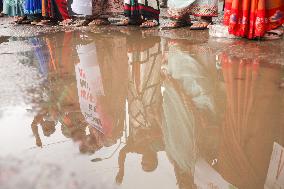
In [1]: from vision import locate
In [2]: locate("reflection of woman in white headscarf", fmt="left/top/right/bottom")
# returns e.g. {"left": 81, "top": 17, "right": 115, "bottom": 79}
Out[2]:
{"left": 161, "top": 43, "right": 224, "bottom": 188}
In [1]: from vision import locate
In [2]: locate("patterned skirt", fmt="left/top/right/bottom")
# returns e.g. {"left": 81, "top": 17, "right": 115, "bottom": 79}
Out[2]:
{"left": 168, "top": 0, "right": 218, "bottom": 18}
{"left": 224, "top": 0, "right": 284, "bottom": 39}
{"left": 42, "top": 0, "right": 70, "bottom": 20}
{"left": 124, "top": 0, "right": 160, "bottom": 20}
{"left": 3, "top": 0, "right": 25, "bottom": 16}
{"left": 92, "top": 0, "right": 124, "bottom": 18}
{"left": 25, "top": 0, "right": 42, "bottom": 15}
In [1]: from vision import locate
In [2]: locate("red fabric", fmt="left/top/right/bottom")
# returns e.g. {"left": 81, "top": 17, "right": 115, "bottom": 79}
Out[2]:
{"left": 55, "top": 0, "right": 70, "bottom": 20}
{"left": 224, "top": 0, "right": 284, "bottom": 39}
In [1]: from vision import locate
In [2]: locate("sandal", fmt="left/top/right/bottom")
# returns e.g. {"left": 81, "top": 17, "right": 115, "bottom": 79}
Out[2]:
{"left": 0, "top": 12, "right": 4, "bottom": 17}
{"left": 88, "top": 18, "right": 110, "bottom": 26}
{"left": 140, "top": 19, "right": 159, "bottom": 28}
{"left": 264, "top": 28, "right": 284, "bottom": 40}
{"left": 190, "top": 17, "right": 212, "bottom": 30}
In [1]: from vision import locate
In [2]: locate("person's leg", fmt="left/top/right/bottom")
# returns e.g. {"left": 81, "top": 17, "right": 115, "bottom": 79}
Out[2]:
{"left": 139, "top": 0, "right": 160, "bottom": 28}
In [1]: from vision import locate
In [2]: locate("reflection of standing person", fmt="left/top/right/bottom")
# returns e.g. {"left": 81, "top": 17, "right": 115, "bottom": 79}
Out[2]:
{"left": 116, "top": 30, "right": 164, "bottom": 184}
{"left": 161, "top": 40, "right": 224, "bottom": 189}
{"left": 216, "top": 52, "right": 284, "bottom": 189}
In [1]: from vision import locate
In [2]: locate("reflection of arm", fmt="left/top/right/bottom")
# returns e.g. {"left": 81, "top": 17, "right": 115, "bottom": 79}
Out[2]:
{"left": 116, "top": 144, "right": 131, "bottom": 184}
{"left": 31, "top": 114, "right": 43, "bottom": 147}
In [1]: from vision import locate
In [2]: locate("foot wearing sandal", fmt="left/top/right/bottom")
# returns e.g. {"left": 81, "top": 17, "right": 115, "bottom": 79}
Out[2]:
{"left": 163, "top": 17, "right": 191, "bottom": 29}
{"left": 14, "top": 16, "right": 27, "bottom": 24}
{"left": 190, "top": 16, "right": 213, "bottom": 30}
{"left": 59, "top": 19, "right": 73, "bottom": 26}
{"left": 88, "top": 18, "right": 110, "bottom": 26}
{"left": 140, "top": 19, "right": 159, "bottom": 28}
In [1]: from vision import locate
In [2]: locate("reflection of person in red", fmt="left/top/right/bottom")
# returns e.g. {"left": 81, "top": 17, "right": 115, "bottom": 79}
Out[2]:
{"left": 216, "top": 53, "right": 284, "bottom": 189}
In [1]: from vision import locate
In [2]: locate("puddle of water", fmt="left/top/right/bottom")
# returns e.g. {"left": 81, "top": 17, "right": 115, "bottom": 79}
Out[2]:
{"left": 0, "top": 29, "right": 284, "bottom": 189}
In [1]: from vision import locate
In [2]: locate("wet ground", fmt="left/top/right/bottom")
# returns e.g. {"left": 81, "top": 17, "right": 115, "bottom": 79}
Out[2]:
{"left": 0, "top": 17, "right": 284, "bottom": 189}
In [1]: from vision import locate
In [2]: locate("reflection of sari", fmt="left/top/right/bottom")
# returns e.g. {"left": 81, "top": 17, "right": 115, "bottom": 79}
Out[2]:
{"left": 162, "top": 46, "right": 217, "bottom": 173}
{"left": 216, "top": 53, "right": 284, "bottom": 188}
{"left": 224, "top": 0, "right": 284, "bottom": 38}
{"left": 30, "top": 37, "right": 50, "bottom": 77}
{"left": 168, "top": 0, "right": 218, "bottom": 18}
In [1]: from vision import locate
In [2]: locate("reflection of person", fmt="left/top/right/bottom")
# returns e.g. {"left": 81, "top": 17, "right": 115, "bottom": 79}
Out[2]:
{"left": 160, "top": 40, "right": 222, "bottom": 189}
{"left": 116, "top": 129, "right": 161, "bottom": 184}
{"left": 216, "top": 52, "right": 284, "bottom": 188}
{"left": 116, "top": 31, "right": 164, "bottom": 184}
{"left": 31, "top": 112, "right": 56, "bottom": 147}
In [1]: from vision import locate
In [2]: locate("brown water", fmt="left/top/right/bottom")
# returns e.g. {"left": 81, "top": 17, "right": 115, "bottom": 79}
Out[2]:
{"left": 0, "top": 29, "right": 284, "bottom": 189}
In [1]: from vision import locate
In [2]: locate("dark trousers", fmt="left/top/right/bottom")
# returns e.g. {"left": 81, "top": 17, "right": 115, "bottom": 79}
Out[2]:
{"left": 0, "top": 0, "right": 3, "bottom": 12}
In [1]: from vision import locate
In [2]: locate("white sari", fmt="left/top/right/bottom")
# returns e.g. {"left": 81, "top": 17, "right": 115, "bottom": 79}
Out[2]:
{"left": 71, "top": 0, "right": 92, "bottom": 15}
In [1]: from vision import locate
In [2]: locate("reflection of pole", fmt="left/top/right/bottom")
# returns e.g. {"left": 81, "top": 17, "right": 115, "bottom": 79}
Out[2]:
{"left": 91, "top": 139, "right": 123, "bottom": 162}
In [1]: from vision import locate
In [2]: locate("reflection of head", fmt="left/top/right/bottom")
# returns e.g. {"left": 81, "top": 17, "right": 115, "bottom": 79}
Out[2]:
{"left": 141, "top": 151, "right": 158, "bottom": 172}
{"left": 79, "top": 135, "right": 102, "bottom": 154}
{"left": 41, "top": 121, "right": 56, "bottom": 137}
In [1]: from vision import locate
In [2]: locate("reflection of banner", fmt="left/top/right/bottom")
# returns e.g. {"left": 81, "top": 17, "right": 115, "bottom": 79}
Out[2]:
{"left": 194, "top": 159, "right": 237, "bottom": 189}
{"left": 265, "top": 143, "right": 284, "bottom": 189}
{"left": 75, "top": 43, "right": 104, "bottom": 133}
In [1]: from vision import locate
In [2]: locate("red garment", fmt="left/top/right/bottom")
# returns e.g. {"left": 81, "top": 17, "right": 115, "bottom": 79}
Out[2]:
{"left": 44, "top": 0, "right": 70, "bottom": 20}
{"left": 55, "top": 0, "right": 70, "bottom": 20}
{"left": 224, "top": 0, "right": 284, "bottom": 39}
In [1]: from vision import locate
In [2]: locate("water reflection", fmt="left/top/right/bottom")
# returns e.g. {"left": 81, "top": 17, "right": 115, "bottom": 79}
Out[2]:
{"left": 1, "top": 30, "right": 284, "bottom": 189}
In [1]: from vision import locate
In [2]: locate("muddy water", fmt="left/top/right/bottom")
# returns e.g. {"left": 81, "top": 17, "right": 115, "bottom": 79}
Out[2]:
{"left": 0, "top": 29, "right": 284, "bottom": 189}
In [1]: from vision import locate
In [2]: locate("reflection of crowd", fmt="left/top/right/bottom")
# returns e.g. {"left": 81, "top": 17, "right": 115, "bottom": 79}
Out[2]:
{"left": 29, "top": 30, "right": 284, "bottom": 189}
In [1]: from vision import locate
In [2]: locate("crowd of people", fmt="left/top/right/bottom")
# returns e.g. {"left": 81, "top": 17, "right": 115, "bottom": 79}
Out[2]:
{"left": 0, "top": 0, "right": 284, "bottom": 39}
